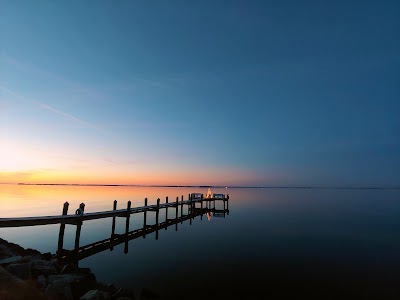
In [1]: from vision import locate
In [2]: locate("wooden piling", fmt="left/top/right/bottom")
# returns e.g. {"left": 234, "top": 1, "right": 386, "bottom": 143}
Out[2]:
{"left": 188, "top": 199, "right": 193, "bottom": 225}
{"left": 165, "top": 196, "right": 168, "bottom": 230}
{"left": 175, "top": 196, "right": 179, "bottom": 231}
{"left": 124, "top": 201, "right": 131, "bottom": 254}
{"left": 143, "top": 198, "right": 148, "bottom": 239}
{"left": 57, "top": 202, "right": 69, "bottom": 255}
{"left": 125, "top": 201, "right": 131, "bottom": 232}
{"left": 74, "top": 203, "right": 85, "bottom": 258}
{"left": 180, "top": 195, "right": 184, "bottom": 224}
{"left": 155, "top": 198, "right": 160, "bottom": 240}
{"left": 175, "top": 197, "right": 179, "bottom": 218}
{"left": 110, "top": 200, "right": 117, "bottom": 251}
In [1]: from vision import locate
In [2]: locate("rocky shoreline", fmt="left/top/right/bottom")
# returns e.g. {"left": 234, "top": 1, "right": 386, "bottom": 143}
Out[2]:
{"left": 0, "top": 238, "right": 156, "bottom": 300}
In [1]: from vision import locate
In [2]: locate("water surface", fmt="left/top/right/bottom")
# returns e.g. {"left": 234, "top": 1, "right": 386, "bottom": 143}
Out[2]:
{"left": 1, "top": 184, "right": 399, "bottom": 299}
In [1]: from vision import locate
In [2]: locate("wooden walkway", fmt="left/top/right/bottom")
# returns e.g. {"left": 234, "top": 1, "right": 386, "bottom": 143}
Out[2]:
{"left": 0, "top": 194, "right": 229, "bottom": 262}
{"left": 0, "top": 195, "right": 228, "bottom": 227}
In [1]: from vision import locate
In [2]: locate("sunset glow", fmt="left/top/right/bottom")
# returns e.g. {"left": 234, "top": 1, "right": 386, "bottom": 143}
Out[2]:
{"left": 1, "top": 3, "right": 400, "bottom": 299}
{"left": 1, "top": 1, "right": 399, "bottom": 188}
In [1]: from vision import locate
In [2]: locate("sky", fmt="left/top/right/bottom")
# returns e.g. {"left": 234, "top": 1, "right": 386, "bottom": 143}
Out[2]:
{"left": 0, "top": 1, "right": 399, "bottom": 187}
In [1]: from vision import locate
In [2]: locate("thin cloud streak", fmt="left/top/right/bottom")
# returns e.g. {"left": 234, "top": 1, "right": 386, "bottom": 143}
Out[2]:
{"left": 0, "top": 84, "right": 103, "bottom": 132}
{"left": 39, "top": 102, "right": 99, "bottom": 130}
{"left": 0, "top": 85, "right": 23, "bottom": 100}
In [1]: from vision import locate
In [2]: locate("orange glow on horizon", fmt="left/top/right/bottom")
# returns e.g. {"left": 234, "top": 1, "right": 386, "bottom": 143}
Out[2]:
{"left": 0, "top": 166, "right": 269, "bottom": 186}
{"left": 0, "top": 183, "right": 236, "bottom": 218}
{"left": 0, "top": 139, "right": 278, "bottom": 187}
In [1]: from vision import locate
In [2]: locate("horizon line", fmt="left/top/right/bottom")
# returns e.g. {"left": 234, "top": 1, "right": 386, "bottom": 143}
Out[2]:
{"left": 1, "top": 182, "right": 399, "bottom": 190}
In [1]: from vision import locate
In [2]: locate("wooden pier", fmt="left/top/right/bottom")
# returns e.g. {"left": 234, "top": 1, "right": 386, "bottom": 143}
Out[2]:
{"left": 0, "top": 194, "right": 229, "bottom": 261}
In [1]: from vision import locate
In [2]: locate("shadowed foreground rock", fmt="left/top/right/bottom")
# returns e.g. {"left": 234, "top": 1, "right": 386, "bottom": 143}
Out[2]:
{"left": 0, "top": 238, "right": 157, "bottom": 300}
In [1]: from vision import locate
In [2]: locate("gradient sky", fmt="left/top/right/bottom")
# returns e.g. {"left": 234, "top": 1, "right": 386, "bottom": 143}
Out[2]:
{"left": 1, "top": 1, "right": 399, "bottom": 187}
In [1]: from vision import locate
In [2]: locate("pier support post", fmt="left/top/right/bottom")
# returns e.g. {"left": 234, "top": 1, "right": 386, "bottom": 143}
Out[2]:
{"left": 57, "top": 202, "right": 69, "bottom": 255}
{"left": 175, "top": 196, "right": 179, "bottom": 231}
{"left": 192, "top": 196, "right": 196, "bottom": 220}
{"left": 143, "top": 198, "right": 148, "bottom": 239}
{"left": 175, "top": 197, "right": 179, "bottom": 218}
{"left": 180, "top": 195, "right": 184, "bottom": 224}
{"left": 165, "top": 196, "right": 168, "bottom": 230}
{"left": 189, "top": 196, "right": 193, "bottom": 225}
{"left": 200, "top": 194, "right": 203, "bottom": 221}
{"left": 110, "top": 200, "right": 117, "bottom": 251}
{"left": 124, "top": 201, "right": 131, "bottom": 254}
{"left": 74, "top": 203, "right": 85, "bottom": 258}
{"left": 155, "top": 198, "right": 160, "bottom": 240}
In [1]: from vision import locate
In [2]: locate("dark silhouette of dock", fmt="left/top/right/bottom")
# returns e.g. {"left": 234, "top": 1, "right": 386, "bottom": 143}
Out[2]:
{"left": 0, "top": 194, "right": 229, "bottom": 262}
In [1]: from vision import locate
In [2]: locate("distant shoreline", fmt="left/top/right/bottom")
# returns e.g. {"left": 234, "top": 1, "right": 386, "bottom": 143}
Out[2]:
{"left": 0, "top": 182, "right": 399, "bottom": 190}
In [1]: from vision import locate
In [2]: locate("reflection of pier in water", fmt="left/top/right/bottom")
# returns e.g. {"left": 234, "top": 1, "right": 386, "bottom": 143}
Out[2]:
{"left": 0, "top": 194, "right": 229, "bottom": 262}
{"left": 60, "top": 205, "right": 229, "bottom": 262}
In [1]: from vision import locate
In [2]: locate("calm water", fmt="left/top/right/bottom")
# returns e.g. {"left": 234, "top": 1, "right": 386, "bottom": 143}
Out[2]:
{"left": 1, "top": 184, "right": 400, "bottom": 299}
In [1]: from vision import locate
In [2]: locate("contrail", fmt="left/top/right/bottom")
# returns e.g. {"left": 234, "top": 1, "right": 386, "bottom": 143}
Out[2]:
{"left": 39, "top": 102, "right": 98, "bottom": 129}
{"left": 0, "top": 84, "right": 101, "bottom": 131}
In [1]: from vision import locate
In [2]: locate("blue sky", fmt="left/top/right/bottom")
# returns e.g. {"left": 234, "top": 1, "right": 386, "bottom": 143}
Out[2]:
{"left": 0, "top": 1, "right": 399, "bottom": 186}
